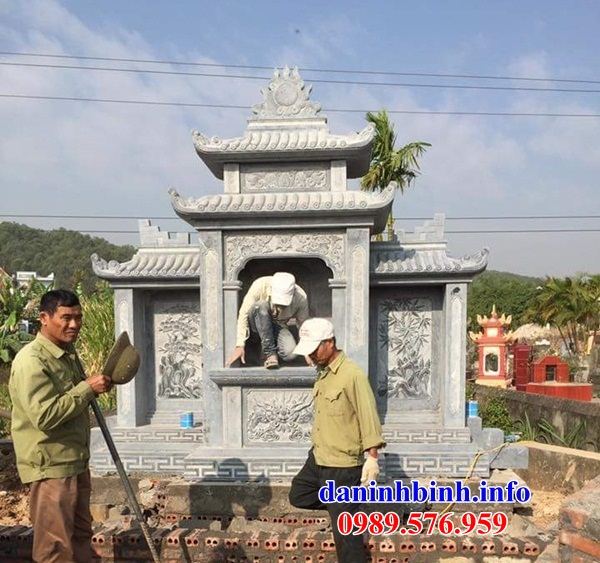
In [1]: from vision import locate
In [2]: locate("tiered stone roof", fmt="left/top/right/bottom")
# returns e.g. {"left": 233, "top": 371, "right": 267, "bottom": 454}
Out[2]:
{"left": 370, "top": 214, "right": 489, "bottom": 278}
{"left": 192, "top": 66, "right": 375, "bottom": 179}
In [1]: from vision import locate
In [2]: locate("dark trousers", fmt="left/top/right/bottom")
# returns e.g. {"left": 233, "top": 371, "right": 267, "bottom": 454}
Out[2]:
{"left": 289, "top": 450, "right": 367, "bottom": 563}
{"left": 29, "top": 469, "right": 93, "bottom": 563}
{"left": 248, "top": 301, "right": 297, "bottom": 360}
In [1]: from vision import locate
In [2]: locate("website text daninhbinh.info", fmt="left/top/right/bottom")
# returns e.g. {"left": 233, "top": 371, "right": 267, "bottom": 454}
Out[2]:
{"left": 318, "top": 479, "right": 532, "bottom": 504}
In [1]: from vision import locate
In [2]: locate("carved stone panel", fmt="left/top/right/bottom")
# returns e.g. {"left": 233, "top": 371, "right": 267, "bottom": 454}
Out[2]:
{"left": 377, "top": 297, "right": 433, "bottom": 400}
{"left": 371, "top": 288, "right": 443, "bottom": 419}
{"left": 240, "top": 162, "right": 330, "bottom": 193}
{"left": 244, "top": 390, "right": 313, "bottom": 445}
{"left": 225, "top": 232, "right": 345, "bottom": 281}
{"left": 204, "top": 249, "right": 219, "bottom": 351}
{"left": 350, "top": 245, "right": 367, "bottom": 348}
{"left": 153, "top": 300, "right": 203, "bottom": 399}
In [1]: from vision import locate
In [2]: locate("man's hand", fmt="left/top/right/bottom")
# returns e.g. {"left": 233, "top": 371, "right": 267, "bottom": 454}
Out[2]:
{"left": 361, "top": 454, "right": 380, "bottom": 485}
{"left": 226, "top": 346, "right": 246, "bottom": 367}
{"left": 86, "top": 374, "right": 112, "bottom": 395}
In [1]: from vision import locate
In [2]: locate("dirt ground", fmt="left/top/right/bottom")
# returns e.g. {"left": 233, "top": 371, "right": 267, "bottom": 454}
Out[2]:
{"left": 0, "top": 458, "right": 30, "bottom": 526}
{"left": 529, "top": 488, "right": 566, "bottom": 529}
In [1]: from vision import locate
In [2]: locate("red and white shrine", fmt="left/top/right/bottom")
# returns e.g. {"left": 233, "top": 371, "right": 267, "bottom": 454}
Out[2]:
{"left": 526, "top": 355, "right": 593, "bottom": 401}
{"left": 469, "top": 305, "right": 514, "bottom": 388}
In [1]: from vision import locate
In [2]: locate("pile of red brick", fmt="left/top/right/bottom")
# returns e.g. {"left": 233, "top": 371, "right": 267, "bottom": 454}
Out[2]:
{"left": 0, "top": 518, "right": 547, "bottom": 562}
{"left": 559, "top": 475, "right": 600, "bottom": 562}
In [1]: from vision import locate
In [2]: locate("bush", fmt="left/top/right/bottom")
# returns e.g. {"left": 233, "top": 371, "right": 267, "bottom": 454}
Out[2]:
{"left": 76, "top": 283, "right": 117, "bottom": 413}
{"left": 479, "top": 395, "right": 515, "bottom": 434}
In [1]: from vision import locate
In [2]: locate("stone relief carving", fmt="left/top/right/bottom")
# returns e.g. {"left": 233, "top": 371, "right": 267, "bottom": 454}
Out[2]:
{"left": 224, "top": 233, "right": 345, "bottom": 280}
{"left": 252, "top": 66, "right": 321, "bottom": 119}
{"left": 203, "top": 248, "right": 219, "bottom": 351}
{"left": 377, "top": 298, "right": 433, "bottom": 399}
{"left": 350, "top": 246, "right": 366, "bottom": 347}
{"left": 154, "top": 303, "right": 203, "bottom": 399}
{"left": 246, "top": 391, "right": 312, "bottom": 443}
{"left": 448, "top": 289, "right": 464, "bottom": 415}
{"left": 241, "top": 165, "right": 329, "bottom": 193}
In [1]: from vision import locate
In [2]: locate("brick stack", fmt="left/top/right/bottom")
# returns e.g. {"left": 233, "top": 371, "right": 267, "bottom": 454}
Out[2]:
{"left": 559, "top": 475, "right": 600, "bottom": 562}
{"left": 0, "top": 519, "right": 548, "bottom": 562}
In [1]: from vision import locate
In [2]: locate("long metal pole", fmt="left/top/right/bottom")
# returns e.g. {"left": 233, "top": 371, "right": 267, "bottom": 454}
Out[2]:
{"left": 90, "top": 398, "right": 161, "bottom": 563}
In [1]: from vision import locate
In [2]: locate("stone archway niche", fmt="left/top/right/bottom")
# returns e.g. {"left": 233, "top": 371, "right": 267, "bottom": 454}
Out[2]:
{"left": 238, "top": 257, "right": 333, "bottom": 318}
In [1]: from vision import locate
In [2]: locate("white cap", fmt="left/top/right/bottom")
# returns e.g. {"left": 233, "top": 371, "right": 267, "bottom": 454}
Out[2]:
{"left": 293, "top": 318, "right": 335, "bottom": 356}
{"left": 271, "top": 272, "right": 296, "bottom": 306}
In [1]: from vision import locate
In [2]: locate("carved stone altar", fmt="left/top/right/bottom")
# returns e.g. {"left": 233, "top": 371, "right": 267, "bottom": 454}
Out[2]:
{"left": 90, "top": 67, "right": 502, "bottom": 479}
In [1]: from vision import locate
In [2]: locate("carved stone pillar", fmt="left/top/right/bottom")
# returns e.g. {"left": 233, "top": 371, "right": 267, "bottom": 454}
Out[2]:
{"left": 329, "top": 279, "right": 346, "bottom": 350}
{"left": 346, "top": 228, "right": 370, "bottom": 372}
{"left": 198, "top": 231, "right": 225, "bottom": 446}
{"left": 114, "top": 288, "right": 148, "bottom": 427}
{"left": 223, "top": 280, "right": 242, "bottom": 360}
{"left": 443, "top": 283, "right": 468, "bottom": 427}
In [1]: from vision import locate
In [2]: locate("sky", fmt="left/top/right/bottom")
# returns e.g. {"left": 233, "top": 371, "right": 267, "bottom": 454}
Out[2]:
{"left": 1, "top": 0, "right": 599, "bottom": 277}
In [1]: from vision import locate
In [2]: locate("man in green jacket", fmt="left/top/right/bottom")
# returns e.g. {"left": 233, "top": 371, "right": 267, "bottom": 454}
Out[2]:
{"left": 9, "top": 289, "right": 112, "bottom": 563}
{"left": 289, "top": 318, "right": 385, "bottom": 563}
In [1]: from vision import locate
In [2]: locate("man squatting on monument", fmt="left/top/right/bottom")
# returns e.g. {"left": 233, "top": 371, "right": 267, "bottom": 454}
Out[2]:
{"left": 289, "top": 318, "right": 385, "bottom": 563}
{"left": 9, "top": 290, "right": 112, "bottom": 563}
{"left": 226, "top": 272, "right": 310, "bottom": 369}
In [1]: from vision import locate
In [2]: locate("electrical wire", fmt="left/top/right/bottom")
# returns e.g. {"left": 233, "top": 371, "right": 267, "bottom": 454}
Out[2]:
{"left": 5, "top": 229, "right": 598, "bottom": 235}
{"left": 3, "top": 50, "right": 600, "bottom": 85}
{"left": 2, "top": 214, "right": 599, "bottom": 221}
{"left": 2, "top": 94, "right": 600, "bottom": 118}
{"left": 3, "top": 61, "right": 600, "bottom": 94}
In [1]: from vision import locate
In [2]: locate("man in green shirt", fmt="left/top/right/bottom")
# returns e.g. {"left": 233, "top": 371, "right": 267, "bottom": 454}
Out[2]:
{"left": 9, "top": 289, "right": 112, "bottom": 563}
{"left": 289, "top": 318, "right": 385, "bottom": 563}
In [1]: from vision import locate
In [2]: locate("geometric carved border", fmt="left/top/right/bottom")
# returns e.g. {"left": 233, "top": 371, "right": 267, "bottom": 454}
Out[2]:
{"left": 224, "top": 232, "right": 345, "bottom": 280}
{"left": 382, "top": 429, "right": 471, "bottom": 443}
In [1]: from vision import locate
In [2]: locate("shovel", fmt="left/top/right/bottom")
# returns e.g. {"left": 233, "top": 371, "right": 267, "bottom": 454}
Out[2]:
{"left": 84, "top": 332, "right": 161, "bottom": 563}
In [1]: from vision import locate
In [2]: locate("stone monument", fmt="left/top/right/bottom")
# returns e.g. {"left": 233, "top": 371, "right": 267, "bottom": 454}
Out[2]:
{"left": 91, "top": 67, "right": 507, "bottom": 479}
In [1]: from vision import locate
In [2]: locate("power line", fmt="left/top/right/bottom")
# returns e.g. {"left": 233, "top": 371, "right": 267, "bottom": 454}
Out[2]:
{"left": 2, "top": 93, "right": 600, "bottom": 118}
{"left": 19, "top": 228, "right": 600, "bottom": 235}
{"left": 2, "top": 213, "right": 600, "bottom": 221}
{"left": 396, "top": 215, "right": 600, "bottom": 220}
{"left": 3, "top": 60, "right": 600, "bottom": 94}
{"left": 447, "top": 229, "right": 600, "bottom": 234}
{"left": 2, "top": 50, "right": 600, "bottom": 85}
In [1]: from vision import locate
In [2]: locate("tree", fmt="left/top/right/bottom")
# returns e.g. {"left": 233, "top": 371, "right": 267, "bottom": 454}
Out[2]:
{"left": 0, "top": 269, "right": 46, "bottom": 364}
{"left": 467, "top": 271, "right": 541, "bottom": 332}
{"left": 526, "top": 275, "right": 600, "bottom": 359}
{"left": 361, "top": 110, "right": 430, "bottom": 238}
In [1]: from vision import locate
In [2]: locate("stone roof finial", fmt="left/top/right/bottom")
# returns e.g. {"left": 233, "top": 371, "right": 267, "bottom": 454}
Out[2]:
{"left": 252, "top": 66, "right": 321, "bottom": 119}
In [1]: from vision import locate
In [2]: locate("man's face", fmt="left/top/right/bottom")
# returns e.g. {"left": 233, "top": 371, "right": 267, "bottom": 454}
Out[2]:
{"left": 309, "top": 339, "right": 336, "bottom": 367}
{"left": 40, "top": 305, "right": 83, "bottom": 348}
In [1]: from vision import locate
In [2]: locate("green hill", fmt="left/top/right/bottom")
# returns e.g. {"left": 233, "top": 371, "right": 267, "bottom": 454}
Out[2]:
{"left": 0, "top": 222, "right": 135, "bottom": 292}
{"left": 0, "top": 222, "right": 548, "bottom": 327}
{"left": 468, "top": 270, "right": 542, "bottom": 331}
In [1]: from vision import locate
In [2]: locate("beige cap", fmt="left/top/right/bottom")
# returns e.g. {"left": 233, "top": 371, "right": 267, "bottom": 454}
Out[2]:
{"left": 271, "top": 272, "right": 296, "bottom": 306}
{"left": 102, "top": 332, "right": 141, "bottom": 385}
{"left": 292, "top": 318, "right": 335, "bottom": 356}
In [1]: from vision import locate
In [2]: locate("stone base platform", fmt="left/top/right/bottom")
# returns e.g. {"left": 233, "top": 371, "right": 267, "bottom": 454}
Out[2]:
{"left": 90, "top": 418, "right": 503, "bottom": 479}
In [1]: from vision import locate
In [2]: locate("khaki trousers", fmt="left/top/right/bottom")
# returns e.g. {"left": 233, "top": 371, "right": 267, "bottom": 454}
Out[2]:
{"left": 29, "top": 470, "right": 93, "bottom": 563}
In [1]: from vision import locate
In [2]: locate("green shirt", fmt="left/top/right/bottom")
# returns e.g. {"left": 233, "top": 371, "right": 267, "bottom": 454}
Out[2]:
{"left": 9, "top": 333, "right": 95, "bottom": 483}
{"left": 311, "top": 352, "right": 385, "bottom": 467}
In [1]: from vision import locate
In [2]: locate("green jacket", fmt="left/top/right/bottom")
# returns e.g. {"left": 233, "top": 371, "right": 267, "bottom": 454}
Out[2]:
{"left": 9, "top": 333, "right": 95, "bottom": 483}
{"left": 312, "top": 352, "right": 385, "bottom": 467}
